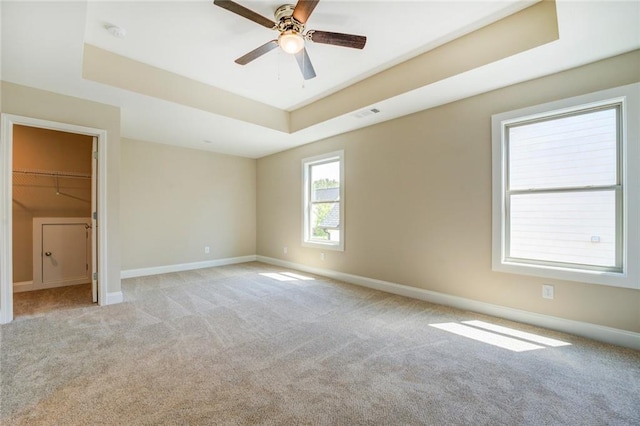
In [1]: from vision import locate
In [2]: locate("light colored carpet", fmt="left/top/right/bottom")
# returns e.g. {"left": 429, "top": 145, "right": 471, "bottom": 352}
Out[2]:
{"left": 1, "top": 262, "right": 638, "bottom": 425}
{"left": 12, "top": 283, "right": 93, "bottom": 319}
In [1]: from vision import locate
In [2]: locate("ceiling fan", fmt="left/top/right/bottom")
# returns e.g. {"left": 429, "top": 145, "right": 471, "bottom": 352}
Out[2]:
{"left": 213, "top": 0, "right": 367, "bottom": 80}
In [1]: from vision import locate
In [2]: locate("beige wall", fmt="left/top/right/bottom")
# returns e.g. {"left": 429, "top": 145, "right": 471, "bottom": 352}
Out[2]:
{"left": 12, "top": 213, "right": 32, "bottom": 283}
{"left": 1, "top": 82, "right": 121, "bottom": 295}
{"left": 257, "top": 50, "right": 640, "bottom": 333}
{"left": 13, "top": 125, "right": 92, "bottom": 172}
{"left": 12, "top": 126, "right": 92, "bottom": 282}
{"left": 120, "top": 138, "right": 256, "bottom": 270}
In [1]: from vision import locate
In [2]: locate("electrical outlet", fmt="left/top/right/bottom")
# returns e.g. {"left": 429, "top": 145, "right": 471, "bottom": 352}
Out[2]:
{"left": 283, "top": 246, "right": 288, "bottom": 255}
{"left": 204, "top": 246, "right": 210, "bottom": 254}
{"left": 320, "top": 252, "right": 325, "bottom": 261}
{"left": 542, "top": 284, "right": 554, "bottom": 300}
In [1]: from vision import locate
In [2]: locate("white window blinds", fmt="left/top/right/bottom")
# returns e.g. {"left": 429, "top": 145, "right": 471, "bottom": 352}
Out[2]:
{"left": 506, "top": 106, "right": 620, "bottom": 270}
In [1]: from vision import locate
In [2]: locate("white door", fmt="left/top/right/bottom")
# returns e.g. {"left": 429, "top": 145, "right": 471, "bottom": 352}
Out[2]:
{"left": 42, "top": 223, "right": 91, "bottom": 287}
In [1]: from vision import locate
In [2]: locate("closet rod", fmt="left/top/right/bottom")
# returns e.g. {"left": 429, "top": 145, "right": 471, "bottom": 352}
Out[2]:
{"left": 12, "top": 169, "right": 91, "bottom": 180}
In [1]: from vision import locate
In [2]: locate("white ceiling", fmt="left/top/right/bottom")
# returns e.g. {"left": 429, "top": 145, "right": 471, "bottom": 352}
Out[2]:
{"left": 2, "top": 1, "right": 639, "bottom": 158}
{"left": 84, "top": 0, "right": 534, "bottom": 110}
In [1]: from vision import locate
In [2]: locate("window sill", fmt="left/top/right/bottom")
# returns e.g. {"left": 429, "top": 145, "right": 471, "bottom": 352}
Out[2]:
{"left": 302, "top": 240, "right": 344, "bottom": 252}
{"left": 493, "top": 260, "right": 638, "bottom": 290}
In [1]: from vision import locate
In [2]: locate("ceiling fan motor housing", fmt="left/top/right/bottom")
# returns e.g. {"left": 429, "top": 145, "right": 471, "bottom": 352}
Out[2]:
{"left": 274, "top": 4, "right": 295, "bottom": 21}
{"left": 275, "top": 4, "right": 305, "bottom": 34}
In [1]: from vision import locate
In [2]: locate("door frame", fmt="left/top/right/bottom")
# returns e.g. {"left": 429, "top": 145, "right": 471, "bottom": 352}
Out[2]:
{"left": 0, "top": 114, "right": 108, "bottom": 323}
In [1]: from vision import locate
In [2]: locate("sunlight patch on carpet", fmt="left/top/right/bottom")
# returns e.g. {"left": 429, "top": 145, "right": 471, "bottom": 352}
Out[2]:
{"left": 429, "top": 322, "right": 545, "bottom": 352}
{"left": 259, "top": 271, "right": 316, "bottom": 282}
{"left": 462, "top": 320, "right": 571, "bottom": 347}
{"left": 259, "top": 273, "right": 298, "bottom": 281}
{"left": 280, "top": 272, "right": 315, "bottom": 280}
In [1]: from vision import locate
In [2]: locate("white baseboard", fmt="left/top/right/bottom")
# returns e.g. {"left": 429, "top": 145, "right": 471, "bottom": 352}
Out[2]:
{"left": 256, "top": 256, "right": 640, "bottom": 351}
{"left": 120, "top": 255, "right": 258, "bottom": 279}
{"left": 13, "top": 281, "right": 34, "bottom": 293}
{"left": 105, "top": 291, "right": 124, "bottom": 305}
{"left": 13, "top": 280, "right": 91, "bottom": 293}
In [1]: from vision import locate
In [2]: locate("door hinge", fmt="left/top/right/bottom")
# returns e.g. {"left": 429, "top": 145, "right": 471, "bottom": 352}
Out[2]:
{"left": 93, "top": 151, "right": 98, "bottom": 160}
{"left": 93, "top": 211, "right": 97, "bottom": 220}
{"left": 93, "top": 272, "right": 97, "bottom": 281}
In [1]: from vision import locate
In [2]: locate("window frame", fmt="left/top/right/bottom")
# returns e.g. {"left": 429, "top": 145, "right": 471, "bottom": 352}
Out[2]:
{"left": 302, "top": 150, "right": 345, "bottom": 251}
{"left": 492, "top": 83, "right": 639, "bottom": 289}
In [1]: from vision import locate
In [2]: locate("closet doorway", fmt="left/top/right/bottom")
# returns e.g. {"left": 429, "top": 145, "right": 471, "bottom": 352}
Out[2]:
{"left": 13, "top": 126, "right": 95, "bottom": 317}
{"left": 0, "top": 115, "right": 107, "bottom": 323}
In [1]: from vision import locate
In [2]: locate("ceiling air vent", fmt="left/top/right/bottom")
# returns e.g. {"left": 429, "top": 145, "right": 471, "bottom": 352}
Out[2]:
{"left": 352, "top": 108, "right": 381, "bottom": 119}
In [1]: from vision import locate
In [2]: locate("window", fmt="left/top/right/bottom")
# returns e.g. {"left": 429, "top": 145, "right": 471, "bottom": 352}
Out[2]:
{"left": 302, "top": 150, "right": 344, "bottom": 251}
{"left": 492, "top": 83, "right": 639, "bottom": 289}
{"left": 508, "top": 106, "right": 621, "bottom": 270}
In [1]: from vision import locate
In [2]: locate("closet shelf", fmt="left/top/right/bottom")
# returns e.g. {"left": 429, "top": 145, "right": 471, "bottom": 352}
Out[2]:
{"left": 13, "top": 168, "right": 91, "bottom": 180}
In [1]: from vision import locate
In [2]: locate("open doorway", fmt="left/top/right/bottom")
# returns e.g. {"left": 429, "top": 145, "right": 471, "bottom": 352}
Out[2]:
{"left": 12, "top": 126, "right": 95, "bottom": 318}
{"left": 0, "top": 114, "right": 108, "bottom": 324}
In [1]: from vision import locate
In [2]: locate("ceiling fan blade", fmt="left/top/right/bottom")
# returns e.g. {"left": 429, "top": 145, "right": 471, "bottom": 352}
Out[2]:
{"left": 213, "top": 0, "right": 276, "bottom": 29}
{"left": 294, "top": 48, "right": 316, "bottom": 80}
{"left": 292, "top": 0, "right": 320, "bottom": 24}
{"left": 308, "top": 30, "right": 366, "bottom": 49}
{"left": 235, "top": 40, "right": 278, "bottom": 65}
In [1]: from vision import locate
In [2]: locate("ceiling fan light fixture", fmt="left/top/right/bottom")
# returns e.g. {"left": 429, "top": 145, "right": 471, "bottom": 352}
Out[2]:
{"left": 278, "top": 30, "right": 304, "bottom": 54}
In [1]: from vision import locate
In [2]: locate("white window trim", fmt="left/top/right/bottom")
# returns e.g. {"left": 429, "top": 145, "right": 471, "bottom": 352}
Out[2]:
{"left": 302, "top": 150, "right": 345, "bottom": 251}
{"left": 492, "top": 83, "right": 639, "bottom": 289}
